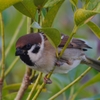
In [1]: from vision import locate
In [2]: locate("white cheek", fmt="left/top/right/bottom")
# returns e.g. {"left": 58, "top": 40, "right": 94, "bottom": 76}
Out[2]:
{"left": 28, "top": 46, "right": 42, "bottom": 62}
{"left": 27, "top": 33, "right": 44, "bottom": 63}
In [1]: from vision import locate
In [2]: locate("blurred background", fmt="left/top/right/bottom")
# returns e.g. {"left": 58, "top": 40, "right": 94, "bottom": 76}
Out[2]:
{"left": 1, "top": 0, "right": 100, "bottom": 100}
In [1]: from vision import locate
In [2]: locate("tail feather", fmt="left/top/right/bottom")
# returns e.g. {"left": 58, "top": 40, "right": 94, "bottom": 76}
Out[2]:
{"left": 82, "top": 56, "right": 100, "bottom": 71}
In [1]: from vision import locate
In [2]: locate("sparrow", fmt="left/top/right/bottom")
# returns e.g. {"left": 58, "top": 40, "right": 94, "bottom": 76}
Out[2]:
{"left": 15, "top": 33, "right": 100, "bottom": 83}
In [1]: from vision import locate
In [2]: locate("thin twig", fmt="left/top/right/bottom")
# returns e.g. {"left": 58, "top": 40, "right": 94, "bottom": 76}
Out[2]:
{"left": 27, "top": 17, "right": 34, "bottom": 33}
{"left": 0, "top": 13, "right": 5, "bottom": 100}
{"left": 32, "top": 67, "right": 55, "bottom": 100}
{"left": 26, "top": 72, "right": 42, "bottom": 100}
{"left": 5, "top": 57, "right": 19, "bottom": 77}
{"left": 5, "top": 20, "right": 25, "bottom": 76}
{"left": 38, "top": 8, "right": 41, "bottom": 32}
{"left": 5, "top": 16, "right": 26, "bottom": 56}
{"left": 49, "top": 67, "right": 92, "bottom": 100}
{"left": 0, "top": 16, "right": 25, "bottom": 67}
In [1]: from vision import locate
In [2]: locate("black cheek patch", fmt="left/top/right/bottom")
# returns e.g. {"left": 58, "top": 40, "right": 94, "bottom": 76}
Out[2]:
{"left": 20, "top": 55, "right": 34, "bottom": 66}
{"left": 32, "top": 45, "right": 40, "bottom": 53}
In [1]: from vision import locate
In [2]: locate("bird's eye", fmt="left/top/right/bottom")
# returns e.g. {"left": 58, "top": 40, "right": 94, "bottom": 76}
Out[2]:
{"left": 25, "top": 44, "right": 32, "bottom": 50}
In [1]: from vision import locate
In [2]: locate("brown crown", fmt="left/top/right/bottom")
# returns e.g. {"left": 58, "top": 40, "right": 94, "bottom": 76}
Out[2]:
{"left": 16, "top": 33, "right": 42, "bottom": 48}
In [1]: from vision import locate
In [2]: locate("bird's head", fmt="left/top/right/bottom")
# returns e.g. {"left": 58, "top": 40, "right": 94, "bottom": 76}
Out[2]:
{"left": 15, "top": 33, "right": 44, "bottom": 66}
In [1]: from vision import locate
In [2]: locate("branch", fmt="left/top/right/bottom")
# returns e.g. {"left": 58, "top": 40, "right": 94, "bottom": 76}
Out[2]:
{"left": 15, "top": 68, "right": 32, "bottom": 100}
{"left": 32, "top": 68, "right": 55, "bottom": 100}
{"left": 59, "top": 25, "right": 78, "bottom": 57}
{"left": 26, "top": 72, "right": 42, "bottom": 100}
{"left": 5, "top": 57, "right": 19, "bottom": 77}
{"left": 0, "top": 13, "right": 5, "bottom": 100}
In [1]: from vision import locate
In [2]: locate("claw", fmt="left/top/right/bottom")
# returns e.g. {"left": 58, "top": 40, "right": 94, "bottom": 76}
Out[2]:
{"left": 55, "top": 61, "right": 64, "bottom": 66}
{"left": 55, "top": 59, "right": 73, "bottom": 66}
{"left": 44, "top": 74, "right": 52, "bottom": 84}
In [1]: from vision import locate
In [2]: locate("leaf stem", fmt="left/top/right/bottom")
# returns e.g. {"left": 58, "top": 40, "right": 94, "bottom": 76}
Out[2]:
{"left": 32, "top": 67, "right": 56, "bottom": 100}
{"left": 26, "top": 72, "right": 42, "bottom": 100}
{"left": 59, "top": 25, "right": 78, "bottom": 57}
{"left": 71, "top": 57, "right": 100, "bottom": 100}
{"left": 49, "top": 67, "right": 91, "bottom": 100}
{"left": 5, "top": 57, "right": 19, "bottom": 77}
{"left": 0, "top": 12, "right": 5, "bottom": 100}
{"left": 27, "top": 17, "right": 34, "bottom": 33}
{"left": 38, "top": 8, "right": 41, "bottom": 32}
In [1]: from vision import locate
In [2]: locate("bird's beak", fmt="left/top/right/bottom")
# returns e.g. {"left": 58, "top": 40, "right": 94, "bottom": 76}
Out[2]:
{"left": 15, "top": 48, "right": 24, "bottom": 56}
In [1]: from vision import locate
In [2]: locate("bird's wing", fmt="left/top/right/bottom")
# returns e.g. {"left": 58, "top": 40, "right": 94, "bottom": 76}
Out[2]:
{"left": 59, "top": 34, "right": 92, "bottom": 51}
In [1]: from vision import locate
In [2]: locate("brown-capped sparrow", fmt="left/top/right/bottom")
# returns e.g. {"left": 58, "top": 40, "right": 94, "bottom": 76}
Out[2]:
{"left": 15, "top": 33, "right": 100, "bottom": 83}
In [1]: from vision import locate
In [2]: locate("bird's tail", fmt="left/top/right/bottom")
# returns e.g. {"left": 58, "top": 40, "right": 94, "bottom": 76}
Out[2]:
{"left": 82, "top": 56, "right": 100, "bottom": 71}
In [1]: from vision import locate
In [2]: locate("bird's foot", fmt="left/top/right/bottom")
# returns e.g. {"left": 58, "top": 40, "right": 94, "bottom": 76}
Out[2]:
{"left": 55, "top": 59, "right": 73, "bottom": 66}
{"left": 66, "top": 60, "right": 73, "bottom": 65}
{"left": 44, "top": 74, "right": 52, "bottom": 84}
{"left": 55, "top": 60, "right": 64, "bottom": 66}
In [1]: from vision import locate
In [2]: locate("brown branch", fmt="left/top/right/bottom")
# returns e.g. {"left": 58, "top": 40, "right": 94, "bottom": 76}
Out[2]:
{"left": 15, "top": 68, "right": 32, "bottom": 100}
{"left": 0, "top": 79, "right": 3, "bottom": 100}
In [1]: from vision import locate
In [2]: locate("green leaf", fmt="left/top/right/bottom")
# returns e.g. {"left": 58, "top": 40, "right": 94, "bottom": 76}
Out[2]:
{"left": 94, "top": 2, "right": 100, "bottom": 12}
{"left": 33, "top": 0, "right": 48, "bottom": 8}
{"left": 87, "top": 21, "right": 100, "bottom": 39}
{"left": 31, "top": 22, "right": 61, "bottom": 48}
{"left": 76, "top": 73, "right": 100, "bottom": 94}
{"left": 84, "top": 0, "right": 90, "bottom": 4}
{"left": 43, "top": 0, "right": 64, "bottom": 27}
{"left": 14, "top": 0, "right": 37, "bottom": 18}
{"left": 3, "top": 83, "right": 46, "bottom": 92}
{"left": 3, "top": 83, "right": 21, "bottom": 91}
{"left": 70, "top": 0, "right": 78, "bottom": 9}
{"left": 83, "top": 0, "right": 94, "bottom": 9}
{"left": 31, "top": 21, "right": 41, "bottom": 29}
{"left": 3, "top": 92, "right": 17, "bottom": 100}
{"left": 0, "top": 0, "right": 22, "bottom": 12}
{"left": 74, "top": 9, "right": 98, "bottom": 26}
{"left": 85, "top": 0, "right": 100, "bottom": 10}
{"left": 44, "top": 0, "right": 62, "bottom": 8}
{"left": 41, "top": 28, "right": 61, "bottom": 48}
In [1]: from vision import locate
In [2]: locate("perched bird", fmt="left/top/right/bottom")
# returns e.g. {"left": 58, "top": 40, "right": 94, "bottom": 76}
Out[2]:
{"left": 15, "top": 33, "right": 100, "bottom": 83}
